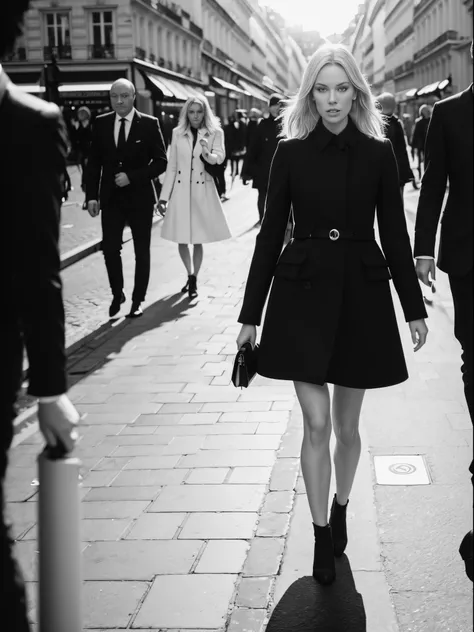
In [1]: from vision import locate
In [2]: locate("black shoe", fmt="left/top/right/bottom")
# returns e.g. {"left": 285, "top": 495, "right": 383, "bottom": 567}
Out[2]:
{"left": 188, "top": 274, "right": 198, "bottom": 299}
{"left": 459, "top": 530, "right": 473, "bottom": 582}
{"left": 109, "top": 291, "right": 126, "bottom": 318}
{"left": 181, "top": 275, "right": 191, "bottom": 293}
{"left": 329, "top": 494, "right": 349, "bottom": 557}
{"left": 312, "top": 523, "right": 336, "bottom": 585}
{"left": 127, "top": 301, "right": 143, "bottom": 318}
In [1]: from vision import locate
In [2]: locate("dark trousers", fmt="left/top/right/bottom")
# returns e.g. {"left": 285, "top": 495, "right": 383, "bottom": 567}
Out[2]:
{"left": 101, "top": 203, "right": 154, "bottom": 304}
{"left": 1, "top": 402, "right": 31, "bottom": 631}
{"left": 216, "top": 160, "right": 227, "bottom": 197}
{"left": 449, "top": 269, "right": 473, "bottom": 485}
{"left": 257, "top": 187, "right": 267, "bottom": 223}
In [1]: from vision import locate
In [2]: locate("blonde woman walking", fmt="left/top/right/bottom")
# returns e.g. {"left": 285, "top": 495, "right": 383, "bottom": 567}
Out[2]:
{"left": 236, "top": 44, "right": 428, "bottom": 585}
{"left": 158, "top": 96, "right": 231, "bottom": 298}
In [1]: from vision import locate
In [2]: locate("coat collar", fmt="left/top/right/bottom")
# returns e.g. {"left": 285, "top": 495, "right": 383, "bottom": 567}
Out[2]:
{"left": 311, "top": 115, "right": 360, "bottom": 151}
{"left": 183, "top": 125, "right": 211, "bottom": 139}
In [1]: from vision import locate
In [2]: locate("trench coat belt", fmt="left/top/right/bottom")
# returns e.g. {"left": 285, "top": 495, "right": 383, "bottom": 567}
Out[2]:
{"left": 294, "top": 228, "right": 375, "bottom": 242}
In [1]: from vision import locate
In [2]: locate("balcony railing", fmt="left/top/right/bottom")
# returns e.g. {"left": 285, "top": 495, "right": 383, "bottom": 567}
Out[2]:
{"left": 203, "top": 39, "right": 213, "bottom": 54}
{"left": 189, "top": 21, "right": 203, "bottom": 38}
{"left": 215, "top": 47, "right": 229, "bottom": 62}
{"left": 3, "top": 47, "right": 27, "bottom": 61}
{"left": 88, "top": 44, "right": 115, "bottom": 60}
{"left": 44, "top": 45, "right": 72, "bottom": 60}
{"left": 393, "top": 59, "right": 414, "bottom": 77}
{"left": 135, "top": 46, "right": 146, "bottom": 60}
{"left": 157, "top": 1, "right": 182, "bottom": 25}
{"left": 149, "top": 53, "right": 156, "bottom": 63}
{"left": 414, "top": 30, "right": 458, "bottom": 61}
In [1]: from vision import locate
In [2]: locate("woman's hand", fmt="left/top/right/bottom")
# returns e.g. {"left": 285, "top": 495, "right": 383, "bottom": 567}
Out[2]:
{"left": 157, "top": 200, "right": 167, "bottom": 216}
{"left": 199, "top": 138, "right": 210, "bottom": 160}
{"left": 408, "top": 319, "right": 428, "bottom": 352}
{"left": 236, "top": 324, "right": 257, "bottom": 350}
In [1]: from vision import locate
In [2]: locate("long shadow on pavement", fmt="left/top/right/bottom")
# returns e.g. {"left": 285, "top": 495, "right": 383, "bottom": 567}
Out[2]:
{"left": 267, "top": 556, "right": 366, "bottom": 632}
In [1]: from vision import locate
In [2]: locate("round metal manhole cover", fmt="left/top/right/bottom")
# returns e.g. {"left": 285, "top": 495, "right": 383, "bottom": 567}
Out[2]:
{"left": 388, "top": 463, "right": 417, "bottom": 475}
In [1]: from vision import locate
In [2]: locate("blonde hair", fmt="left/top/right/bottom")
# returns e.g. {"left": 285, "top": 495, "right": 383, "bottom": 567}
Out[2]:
{"left": 175, "top": 95, "right": 221, "bottom": 135}
{"left": 281, "top": 43, "right": 384, "bottom": 140}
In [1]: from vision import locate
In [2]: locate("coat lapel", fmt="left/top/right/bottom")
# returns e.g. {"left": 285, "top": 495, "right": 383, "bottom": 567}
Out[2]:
{"left": 125, "top": 110, "right": 141, "bottom": 147}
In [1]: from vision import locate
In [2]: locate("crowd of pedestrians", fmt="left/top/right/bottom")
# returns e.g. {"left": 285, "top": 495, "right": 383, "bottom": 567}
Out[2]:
{"left": 1, "top": 0, "right": 472, "bottom": 626}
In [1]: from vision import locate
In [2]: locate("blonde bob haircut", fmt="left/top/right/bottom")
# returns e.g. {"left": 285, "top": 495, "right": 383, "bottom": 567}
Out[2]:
{"left": 175, "top": 95, "right": 221, "bottom": 135}
{"left": 281, "top": 43, "right": 385, "bottom": 140}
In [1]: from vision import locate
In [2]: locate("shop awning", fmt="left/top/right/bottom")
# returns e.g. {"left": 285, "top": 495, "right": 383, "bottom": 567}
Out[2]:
{"left": 18, "top": 84, "right": 45, "bottom": 94}
{"left": 404, "top": 88, "right": 418, "bottom": 98}
{"left": 19, "top": 82, "right": 112, "bottom": 96}
{"left": 238, "top": 79, "right": 268, "bottom": 102}
{"left": 141, "top": 70, "right": 204, "bottom": 101}
{"left": 417, "top": 78, "right": 451, "bottom": 97}
{"left": 211, "top": 76, "right": 249, "bottom": 95}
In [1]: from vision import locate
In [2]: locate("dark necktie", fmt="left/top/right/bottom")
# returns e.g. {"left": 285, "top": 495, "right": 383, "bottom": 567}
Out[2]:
{"left": 117, "top": 117, "right": 126, "bottom": 154}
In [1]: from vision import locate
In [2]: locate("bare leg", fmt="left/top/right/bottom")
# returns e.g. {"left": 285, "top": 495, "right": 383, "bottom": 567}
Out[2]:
{"left": 332, "top": 385, "right": 365, "bottom": 505}
{"left": 178, "top": 244, "right": 192, "bottom": 275}
{"left": 294, "top": 381, "right": 332, "bottom": 527}
{"left": 193, "top": 244, "right": 204, "bottom": 277}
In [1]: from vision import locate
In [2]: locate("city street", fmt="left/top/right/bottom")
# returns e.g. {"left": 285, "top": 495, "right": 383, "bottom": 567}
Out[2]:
{"left": 7, "top": 187, "right": 473, "bottom": 631}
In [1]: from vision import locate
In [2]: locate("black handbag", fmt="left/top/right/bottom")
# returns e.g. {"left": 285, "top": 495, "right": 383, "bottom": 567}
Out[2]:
{"left": 231, "top": 342, "right": 259, "bottom": 388}
{"left": 200, "top": 154, "right": 225, "bottom": 196}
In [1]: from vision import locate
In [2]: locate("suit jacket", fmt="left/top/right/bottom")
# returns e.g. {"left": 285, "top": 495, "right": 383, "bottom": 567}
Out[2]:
{"left": 384, "top": 114, "right": 414, "bottom": 184}
{"left": 414, "top": 86, "right": 473, "bottom": 275}
{"left": 0, "top": 72, "right": 67, "bottom": 405}
{"left": 86, "top": 110, "right": 167, "bottom": 210}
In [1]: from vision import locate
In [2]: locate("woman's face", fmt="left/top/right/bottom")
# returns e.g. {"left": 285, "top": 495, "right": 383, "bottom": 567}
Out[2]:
{"left": 188, "top": 103, "right": 205, "bottom": 128}
{"left": 312, "top": 64, "right": 355, "bottom": 133}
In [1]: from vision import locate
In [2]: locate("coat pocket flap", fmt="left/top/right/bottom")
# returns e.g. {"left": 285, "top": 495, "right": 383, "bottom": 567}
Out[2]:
{"left": 361, "top": 251, "right": 392, "bottom": 280}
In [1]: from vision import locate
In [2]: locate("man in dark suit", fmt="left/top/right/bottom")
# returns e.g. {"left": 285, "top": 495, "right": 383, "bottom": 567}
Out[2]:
{"left": 86, "top": 79, "right": 167, "bottom": 318}
{"left": 414, "top": 51, "right": 473, "bottom": 581}
{"left": 1, "top": 2, "right": 80, "bottom": 627}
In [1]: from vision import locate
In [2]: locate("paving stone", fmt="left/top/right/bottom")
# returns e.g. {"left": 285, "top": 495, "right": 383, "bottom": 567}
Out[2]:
{"left": 23, "top": 518, "right": 132, "bottom": 542}
{"left": 149, "top": 484, "right": 266, "bottom": 512}
{"left": 134, "top": 413, "right": 183, "bottom": 425}
{"left": 80, "top": 413, "right": 141, "bottom": 425}
{"left": 256, "top": 513, "right": 291, "bottom": 538}
{"left": 243, "top": 538, "right": 284, "bottom": 576}
{"left": 261, "top": 491, "right": 295, "bottom": 513}
{"left": 227, "top": 467, "right": 273, "bottom": 484}
{"left": 195, "top": 540, "right": 250, "bottom": 573}
{"left": 226, "top": 608, "right": 267, "bottom": 632}
{"left": 151, "top": 392, "right": 195, "bottom": 403}
{"left": 391, "top": 590, "right": 473, "bottom": 632}
{"left": 103, "top": 434, "right": 171, "bottom": 445}
{"left": 79, "top": 403, "right": 163, "bottom": 414}
{"left": 235, "top": 577, "right": 273, "bottom": 609}
{"left": 83, "top": 486, "right": 161, "bottom": 501}
{"left": 83, "top": 540, "right": 202, "bottom": 580}
{"left": 92, "top": 457, "right": 131, "bottom": 471}
{"left": 118, "top": 426, "right": 157, "bottom": 435}
{"left": 125, "top": 513, "right": 186, "bottom": 539}
{"left": 111, "top": 469, "right": 187, "bottom": 486}
{"left": 185, "top": 468, "right": 229, "bottom": 484}
{"left": 256, "top": 422, "right": 288, "bottom": 435}
{"left": 178, "top": 450, "right": 276, "bottom": 468}
{"left": 111, "top": 445, "right": 166, "bottom": 457}
{"left": 178, "top": 513, "right": 258, "bottom": 539}
{"left": 201, "top": 402, "right": 272, "bottom": 413}
{"left": 269, "top": 458, "right": 300, "bottom": 491}
{"left": 6, "top": 502, "right": 36, "bottom": 539}
{"left": 161, "top": 436, "right": 205, "bottom": 455}
{"left": 132, "top": 574, "right": 237, "bottom": 628}
{"left": 80, "top": 470, "right": 121, "bottom": 487}
{"left": 191, "top": 390, "right": 241, "bottom": 402}
{"left": 202, "top": 435, "right": 281, "bottom": 450}
{"left": 179, "top": 412, "right": 222, "bottom": 424}
{"left": 123, "top": 455, "right": 181, "bottom": 469}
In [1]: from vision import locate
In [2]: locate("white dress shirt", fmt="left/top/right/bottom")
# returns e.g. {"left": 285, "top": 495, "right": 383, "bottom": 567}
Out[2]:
{"left": 114, "top": 108, "right": 135, "bottom": 145}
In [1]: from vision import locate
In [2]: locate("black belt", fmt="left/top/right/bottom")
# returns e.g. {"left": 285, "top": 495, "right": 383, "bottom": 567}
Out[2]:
{"left": 295, "top": 228, "right": 375, "bottom": 242}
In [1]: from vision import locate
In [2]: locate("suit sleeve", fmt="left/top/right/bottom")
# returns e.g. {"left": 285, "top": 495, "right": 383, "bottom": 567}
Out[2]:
{"left": 414, "top": 103, "right": 447, "bottom": 258}
{"left": 127, "top": 117, "right": 167, "bottom": 185}
{"left": 85, "top": 117, "right": 102, "bottom": 202}
{"left": 18, "top": 111, "right": 68, "bottom": 396}
{"left": 160, "top": 128, "right": 178, "bottom": 202}
{"left": 238, "top": 140, "right": 292, "bottom": 325}
{"left": 376, "top": 140, "right": 427, "bottom": 322}
{"left": 243, "top": 123, "right": 262, "bottom": 179}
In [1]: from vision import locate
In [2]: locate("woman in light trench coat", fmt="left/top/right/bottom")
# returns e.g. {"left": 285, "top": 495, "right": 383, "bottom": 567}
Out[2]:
{"left": 158, "top": 96, "right": 231, "bottom": 298}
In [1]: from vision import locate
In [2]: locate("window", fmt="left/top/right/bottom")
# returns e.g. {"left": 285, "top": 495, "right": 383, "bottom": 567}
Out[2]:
{"left": 90, "top": 11, "right": 115, "bottom": 58}
{"left": 45, "top": 12, "right": 70, "bottom": 48}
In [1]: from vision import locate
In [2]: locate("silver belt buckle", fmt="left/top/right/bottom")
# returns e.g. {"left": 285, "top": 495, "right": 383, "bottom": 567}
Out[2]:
{"left": 329, "top": 228, "right": 340, "bottom": 241}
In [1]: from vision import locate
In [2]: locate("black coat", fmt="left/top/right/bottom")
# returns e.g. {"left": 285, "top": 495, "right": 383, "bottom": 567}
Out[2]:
{"left": 410, "top": 116, "right": 430, "bottom": 152}
{"left": 238, "top": 118, "right": 427, "bottom": 388}
{"left": 86, "top": 110, "right": 167, "bottom": 210}
{"left": 243, "top": 115, "right": 280, "bottom": 190}
{"left": 1, "top": 74, "right": 68, "bottom": 409}
{"left": 384, "top": 114, "right": 414, "bottom": 185}
{"left": 414, "top": 86, "right": 473, "bottom": 276}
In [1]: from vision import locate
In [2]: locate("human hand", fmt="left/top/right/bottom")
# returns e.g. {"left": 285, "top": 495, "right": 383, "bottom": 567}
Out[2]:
{"left": 415, "top": 259, "right": 436, "bottom": 287}
{"left": 236, "top": 324, "right": 257, "bottom": 350}
{"left": 408, "top": 319, "right": 428, "bottom": 352}
{"left": 115, "top": 172, "right": 130, "bottom": 187}
{"left": 38, "top": 394, "right": 81, "bottom": 454}
{"left": 87, "top": 200, "right": 100, "bottom": 217}
{"left": 157, "top": 200, "right": 167, "bottom": 217}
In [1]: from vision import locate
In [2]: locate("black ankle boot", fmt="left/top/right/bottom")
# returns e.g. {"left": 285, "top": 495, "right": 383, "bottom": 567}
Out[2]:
{"left": 312, "top": 523, "right": 336, "bottom": 585}
{"left": 181, "top": 275, "right": 191, "bottom": 293}
{"left": 188, "top": 274, "right": 198, "bottom": 299}
{"left": 329, "top": 494, "right": 349, "bottom": 557}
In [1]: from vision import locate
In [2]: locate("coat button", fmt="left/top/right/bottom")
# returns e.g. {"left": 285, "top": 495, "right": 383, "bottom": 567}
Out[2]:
{"left": 178, "top": 170, "right": 181, "bottom": 174}
{"left": 200, "top": 172, "right": 203, "bottom": 175}
{"left": 178, "top": 180, "right": 181, "bottom": 183}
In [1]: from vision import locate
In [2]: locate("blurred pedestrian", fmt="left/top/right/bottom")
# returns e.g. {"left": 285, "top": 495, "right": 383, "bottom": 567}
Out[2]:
{"left": 85, "top": 78, "right": 167, "bottom": 318}
{"left": 243, "top": 94, "right": 283, "bottom": 224}
{"left": 236, "top": 43, "right": 428, "bottom": 586}
{"left": 158, "top": 96, "right": 231, "bottom": 299}
{"left": 1, "top": 2, "right": 80, "bottom": 629}
{"left": 402, "top": 112, "right": 414, "bottom": 145}
{"left": 245, "top": 107, "right": 262, "bottom": 153}
{"left": 377, "top": 92, "right": 416, "bottom": 195}
{"left": 414, "top": 45, "right": 473, "bottom": 582}
{"left": 411, "top": 104, "right": 432, "bottom": 180}
{"left": 73, "top": 105, "right": 92, "bottom": 191}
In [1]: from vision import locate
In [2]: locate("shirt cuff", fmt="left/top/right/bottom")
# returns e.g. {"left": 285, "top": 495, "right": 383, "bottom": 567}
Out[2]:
{"left": 38, "top": 394, "right": 66, "bottom": 403}
{"left": 416, "top": 256, "right": 435, "bottom": 260}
